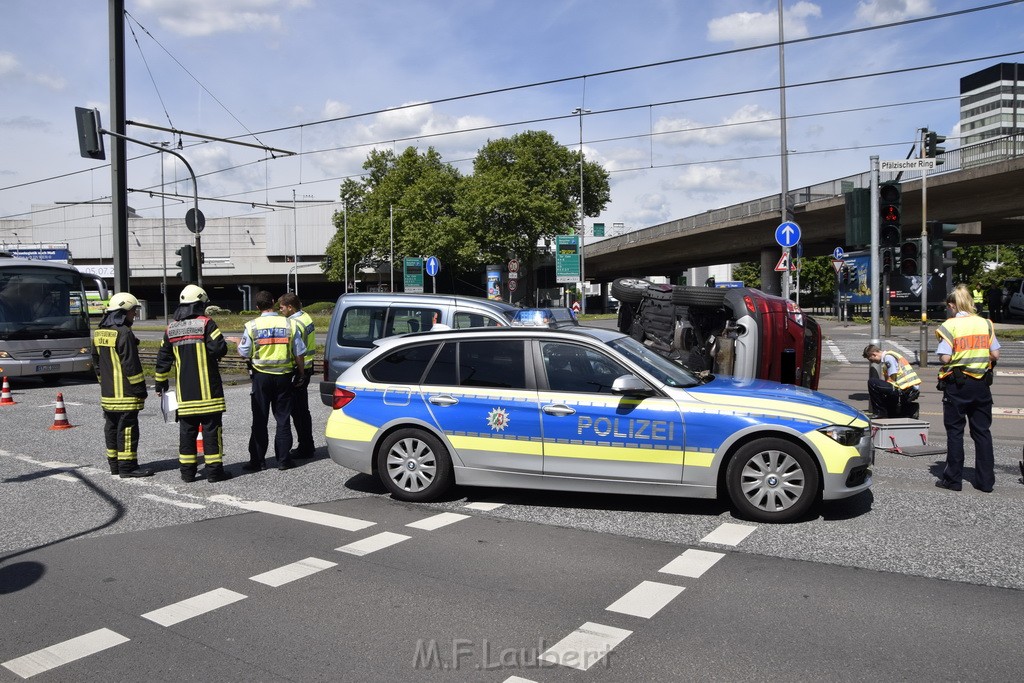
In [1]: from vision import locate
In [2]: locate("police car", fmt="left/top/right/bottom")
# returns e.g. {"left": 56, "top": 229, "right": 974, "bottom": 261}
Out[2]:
{"left": 324, "top": 326, "right": 872, "bottom": 523}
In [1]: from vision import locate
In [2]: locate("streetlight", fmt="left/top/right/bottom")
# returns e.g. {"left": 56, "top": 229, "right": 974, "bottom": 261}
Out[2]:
{"left": 343, "top": 202, "right": 348, "bottom": 294}
{"left": 292, "top": 189, "right": 298, "bottom": 296}
{"left": 389, "top": 204, "right": 410, "bottom": 293}
{"left": 572, "top": 107, "right": 591, "bottom": 314}
{"left": 151, "top": 141, "right": 170, "bottom": 324}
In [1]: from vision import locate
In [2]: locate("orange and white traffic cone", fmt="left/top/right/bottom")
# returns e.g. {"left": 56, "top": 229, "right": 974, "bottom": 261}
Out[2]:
{"left": 196, "top": 424, "right": 205, "bottom": 456}
{"left": 49, "top": 392, "right": 75, "bottom": 430}
{"left": 0, "top": 377, "right": 15, "bottom": 406}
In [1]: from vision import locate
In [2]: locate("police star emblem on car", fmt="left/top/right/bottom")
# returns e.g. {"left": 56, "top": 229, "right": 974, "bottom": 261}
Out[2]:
{"left": 325, "top": 326, "right": 872, "bottom": 523}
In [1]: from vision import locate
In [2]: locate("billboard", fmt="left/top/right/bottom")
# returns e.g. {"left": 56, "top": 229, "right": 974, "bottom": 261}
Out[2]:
{"left": 842, "top": 252, "right": 948, "bottom": 307}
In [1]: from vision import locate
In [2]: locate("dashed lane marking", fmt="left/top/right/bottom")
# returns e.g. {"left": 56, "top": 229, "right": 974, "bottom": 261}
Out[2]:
{"left": 139, "top": 493, "right": 206, "bottom": 510}
{"left": 538, "top": 622, "right": 632, "bottom": 671}
{"left": 700, "top": 522, "right": 757, "bottom": 546}
{"left": 502, "top": 677, "right": 538, "bottom": 683}
{"left": 208, "top": 496, "right": 376, "bottom": 532}
{"left": 605, "top": 581, "right": 685, "bottom": 619}
{"left": 826, "top": 340, "right": 849, "bottom": 364}
{"left": 464, "top": 501, "right": 506, "bottom": 511}
{"left": 659, "top": 548, "right": 725, "bottom": 578}
{"left": 249, "top": 557, "right": 337, "bottom": 587}
{"left": 2, "top": 628, "right": 129, "bottom": 679}
{"left": 336, "top": 531, "right": 411, "bottom": 557}
{"left": 406, "top": 512, "right": 470, "bottom": 530}
{"left": 141, "top": 588, "right": 247, "bottom": 627}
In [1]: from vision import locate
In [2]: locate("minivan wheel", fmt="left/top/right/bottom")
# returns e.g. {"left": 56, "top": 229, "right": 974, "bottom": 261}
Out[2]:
{"left": 376, "top": 428, "right": 454, "bottom": 502}
{"left": 725, "top": 438, "right": 819, "bottom": 523}
{"left": 611, "top": 277, "right": 655, "bottom": 304}
{"left": 672, "top": 285, "right": 727, "bottom": 306}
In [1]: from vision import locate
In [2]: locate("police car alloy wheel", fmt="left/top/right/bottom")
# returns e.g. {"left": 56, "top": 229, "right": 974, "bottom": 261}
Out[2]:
{"left": 376, "top": 428, "right": 454, "bottom": 502}
{"left": 725, "top": 438, "right": 820, "bottom": 523}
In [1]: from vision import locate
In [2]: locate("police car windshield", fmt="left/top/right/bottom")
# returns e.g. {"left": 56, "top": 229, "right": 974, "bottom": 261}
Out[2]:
{"left": 607, "top": 336, "right": 701, "bottom": 388}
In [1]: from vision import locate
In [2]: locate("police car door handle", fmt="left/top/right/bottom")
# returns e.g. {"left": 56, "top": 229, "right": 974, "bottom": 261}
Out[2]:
{"left": 429, "top": 394, "right": 459, "bottom": 407}
{"left": 543, "top": 403, "right": 576, "bottom": 416}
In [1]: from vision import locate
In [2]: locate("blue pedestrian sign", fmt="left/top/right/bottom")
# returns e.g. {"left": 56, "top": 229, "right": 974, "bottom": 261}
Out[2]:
{"left": 425, "top": 255, "right": 440, "bottom": 277}
{"left": 832, "top": 246, "right": 845, "bottom": 260}
{"left": 775, "top": 221, "right": 801, "bottom": 248}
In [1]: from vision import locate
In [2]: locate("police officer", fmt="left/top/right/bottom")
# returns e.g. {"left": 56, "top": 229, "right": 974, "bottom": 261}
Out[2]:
{"left": 237, "top": 290, "right": 306, "bottom": 471}
{"left": 154, "top": 285, "right": 232, "bottom": 483}
{"left": 278, "top": 293, "right": 316, "bottom": 460}
{"left": 972, "top": 286, "right": 985, "bottom": 317}
{"left": 92, "top": 292, "right": 153, "bottom": 478}
{"left": 862, "top": 344, "right": 922, "bottom": 419}
{"left": 935, "top": 284, "right": 1000, "bottom": 492}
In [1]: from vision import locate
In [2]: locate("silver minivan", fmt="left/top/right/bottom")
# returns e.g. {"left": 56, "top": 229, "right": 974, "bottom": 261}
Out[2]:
{"left": 318, "top": 292, "right": 517, "bottom": 405}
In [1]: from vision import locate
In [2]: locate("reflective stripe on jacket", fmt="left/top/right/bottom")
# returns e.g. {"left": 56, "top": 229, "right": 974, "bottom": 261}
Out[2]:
{"left": 884, "top": 350, "right": 922, "bottom": 390}
{"left": 244, "top": 314, "right": 297, "bottom": 374}
{"left": 935, "top": 315, "right": 994, "bottom": 379}
{"left": 92, "top": 326, "right": 146, "bottom": 411}
{"left": 291, "top": 310, "right": 316, "bottom": 371}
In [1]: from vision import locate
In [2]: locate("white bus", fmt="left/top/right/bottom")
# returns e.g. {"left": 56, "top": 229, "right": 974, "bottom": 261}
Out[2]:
{"left": 0, "top": 255, "right": 108, "bottom": 380}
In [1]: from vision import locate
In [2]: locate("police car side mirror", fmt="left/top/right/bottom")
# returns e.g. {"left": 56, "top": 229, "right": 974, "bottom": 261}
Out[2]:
{"left": 611, "top": 375, "right": 655, "bottom": 397}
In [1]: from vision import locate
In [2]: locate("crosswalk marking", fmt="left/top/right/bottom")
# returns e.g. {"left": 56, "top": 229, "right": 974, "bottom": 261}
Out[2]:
{"left": 336, "top": 531, "right": 410, "bottom": 556}
{"left": 141, "top": 588, "right": 247, "bottom": 627}
{"left": 538, "top": 622, "right": 632, "bottom": 671}
{"left": 701, "top": 522, "right": 756, "bottom": 546}
{"left": 140, "top": 493, "right": 206, "bottom": 510}
{"left": 606, "top": 581, "right": 685, "bottom": 619}
{"left": 250, "top": 557, "right": 337, "bottom": 587}
{"left": 659, "top": 548, "right": 725, "bottom": 578}
{"left": 208, "top": 497, "right": 376, "bottom": 531}
{"left": 406, "top": 512, "right": 470, "bottom": 530}
{"left": 464, "top": 501, "right": 506, "bottom": 511}
{"left": 2, "top": 628, "right": 129, "bottom": 679}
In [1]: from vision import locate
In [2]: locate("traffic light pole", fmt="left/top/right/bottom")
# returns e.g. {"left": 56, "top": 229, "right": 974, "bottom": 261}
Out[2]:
{"left": 919, "top": 129, "right": 930, "bottom": 368}
{"left": 100, "top": 129, "right": 202, "bottom": 286}
{"left": 869, "top": 156, "right": 881, "bottom": 348}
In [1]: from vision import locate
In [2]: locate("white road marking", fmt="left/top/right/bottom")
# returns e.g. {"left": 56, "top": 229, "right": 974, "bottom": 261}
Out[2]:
{"left": 139, "top": 493, "right": 206, "bottom": 510}
{"left": 47, "top": 473, "right": 79, "bottom": 483}
{"left": 406, "top": 512, "right": 470, "bottom": 530}
{"left": 826, "top": 340, "right": 849, "bottom": 364}
{"left": 701, "top": 522, "right": 756, "bottom": 546}
{"left": 2, "top": 628, "right": 129, "bottom": 679}
{"left": 993, "top": 406, "right": 1024, "bottom": 417}
{"left": 208, "top": 496, "right": 375, "bottom": 531}
{"left": 464, "top": 501, "right": 506, "bottom": 511}
{"left": 888, "top": 340, "right": 915, "bottom": 358}
{"left": 538, "top": 622, "right": 632, "bottom": 671}
{"left": 502, "top": 677, "right": 539, "bottom": 683}
{"left": 606, "top": 581, "right": 685, "bottom": 619}
{"left": 141, "top": 588, "right": 247, "bottom": 627}
{"left": 998, "top": 369, "right": 1024, "bottom": 376}
{"left": 250, "top": 557, "right": 337, "bottom": 587}
{"left": 659, "top": 548, "right": 725, "bottom": 578}
{"left": 336, "top": 531, "right": 411, "bottom": 556}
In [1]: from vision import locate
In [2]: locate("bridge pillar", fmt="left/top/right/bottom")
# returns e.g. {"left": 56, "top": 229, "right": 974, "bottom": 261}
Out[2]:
{"left": 760, "top": 248, "right": 781, "bottom": 296}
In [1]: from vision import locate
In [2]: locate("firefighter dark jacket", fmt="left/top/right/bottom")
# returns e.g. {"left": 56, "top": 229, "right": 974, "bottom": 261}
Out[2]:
{"left": 92, "top": 310, "right": 147, "bottom": 412}
{"left": 155, "top": 310, "right": 228, "bottom": 416}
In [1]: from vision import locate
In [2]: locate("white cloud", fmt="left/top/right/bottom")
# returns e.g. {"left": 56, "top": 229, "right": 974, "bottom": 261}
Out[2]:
{"left": 322, "top": 100, "right": 351, "bottom": 119}
{"left": 664, "top": 165, "right": 775, "bottom": 202}
{"left": 855, "top": 0, "right": 934, "bottom": 26}
{"left": 0, "top": 52, "right": 18, "bottom": 76}
{"left": 136, "top": 0, "right": 310, "bottom": 37}
{"left": 655, "top": 104, "right": 778, "bottom": 147}
{"left": 0, "top": 51, "right": 65, "bottom": 90}
{"left": 707, "top": 2, "right": 821, "bottom": 45}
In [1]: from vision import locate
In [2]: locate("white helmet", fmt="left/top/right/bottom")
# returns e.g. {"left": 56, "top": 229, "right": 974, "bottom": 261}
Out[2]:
{"left": 179, "top": 284, "right": 209, "bottom": 304}
{"left": 107, "top": 292, "right": 140, "bottom": 312}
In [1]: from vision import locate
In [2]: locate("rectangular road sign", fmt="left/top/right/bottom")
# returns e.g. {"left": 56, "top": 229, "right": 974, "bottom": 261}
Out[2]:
{"left": 555, "top": 235, "right": 580, "bottom": 283}
{"left": 403, "top": 257, "right": 423, "bottom": 293}
{"left": 880, "top": 159, "right": 937, "bottom": 171}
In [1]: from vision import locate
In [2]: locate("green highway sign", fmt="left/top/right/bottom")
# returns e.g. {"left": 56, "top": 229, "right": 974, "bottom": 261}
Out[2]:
{"left": 555, "top": 235, "right": 580, "bottom": 284}
{"left": 403, "top": 256, "right": 424, "bottom": 293}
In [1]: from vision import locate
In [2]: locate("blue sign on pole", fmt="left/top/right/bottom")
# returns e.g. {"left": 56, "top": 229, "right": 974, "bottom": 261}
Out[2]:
{"left": 832, "top": 246, "right": 844, "bottom": 260}
{"left": 425, "top": 255, "right": 440, "bottom": 277}
{"left": 775, "top": 221, "right": 801, "bottom": 247}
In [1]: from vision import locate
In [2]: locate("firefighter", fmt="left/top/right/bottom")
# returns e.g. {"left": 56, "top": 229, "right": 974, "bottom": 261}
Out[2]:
{"left": 935, "top": 285, "right": 1000, "bottom": 492}
{"left": 237, "top": 290, "right": 306, "bottom": 471}
{"left": 92, "top": 292, "right": 152, "bottom": 478}
{"left": 861, "top": 344, "right": 922, "bottom": 419}
{"left": 154, "top": 285, "right": 232, "bottom": 483}
{"left": 278, "top": 293, "right": 316, "bottom": 460}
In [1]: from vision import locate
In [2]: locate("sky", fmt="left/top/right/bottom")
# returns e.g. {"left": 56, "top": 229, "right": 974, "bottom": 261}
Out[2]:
{"left": 2, "top": 0, "right": 1023, "bottom": 242}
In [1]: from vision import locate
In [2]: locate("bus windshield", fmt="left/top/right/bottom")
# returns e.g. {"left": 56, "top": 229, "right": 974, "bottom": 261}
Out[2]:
{"left": 0, "top": 265, "right": 90, "bottom": 340}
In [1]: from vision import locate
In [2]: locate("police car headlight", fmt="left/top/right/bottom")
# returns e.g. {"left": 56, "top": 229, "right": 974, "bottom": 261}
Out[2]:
{"left": 817, "top": 425, "right": 864, "bottom": 447}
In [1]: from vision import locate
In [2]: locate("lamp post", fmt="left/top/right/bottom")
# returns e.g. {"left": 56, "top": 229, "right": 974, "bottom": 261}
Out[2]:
{"left": 151, "top": 141, "right": 170, "bottom": 324}
{"left": 572, "top": 107, "right": 591, "bottom": 314}
{"left": 292, "top": 189, "right": 298, "bottom": 296}
{"left": 343, "top": 202, "right": 348, "bottom": 294}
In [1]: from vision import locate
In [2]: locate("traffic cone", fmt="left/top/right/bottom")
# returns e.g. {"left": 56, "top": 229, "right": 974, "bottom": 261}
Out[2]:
{"left": 196, "top": 425, "right": 205, "bottom": 456}
{"left": 48, "top": 392, "right": 75, "bottom": 430}
{"left": 0, "top": 377, "right": 15, "bottom": 406}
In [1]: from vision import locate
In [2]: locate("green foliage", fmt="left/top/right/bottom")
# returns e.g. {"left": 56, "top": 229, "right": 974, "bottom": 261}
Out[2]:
{"left": 954, "top": 244, "right": 1024, "bottom": 289}
{"left": 303, "top": 301, "right": 335, "bottom": 315}
{"left": 732, "top": 262, "right": 761, "bottom": 290}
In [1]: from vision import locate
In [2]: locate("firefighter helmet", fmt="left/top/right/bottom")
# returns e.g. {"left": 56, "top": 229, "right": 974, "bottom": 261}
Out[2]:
{"left": 179, "top": 284, "right": 209, "bottom": 304}
{"left": 106, "top": 292, "right": 140, "bottom": 312}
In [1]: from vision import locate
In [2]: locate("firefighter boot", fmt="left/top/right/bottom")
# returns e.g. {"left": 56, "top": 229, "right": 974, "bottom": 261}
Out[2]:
{"left": 108, "top": 458, "right": 120, "bottom": 476}
{"left": 180, "top": 465, "right": 198, "bottom": 483}
{"left": 206, "top": 463, "right": 233, "bottom": 483}
{"left": 119, "top": 460, "right": 155, "bottom": 478}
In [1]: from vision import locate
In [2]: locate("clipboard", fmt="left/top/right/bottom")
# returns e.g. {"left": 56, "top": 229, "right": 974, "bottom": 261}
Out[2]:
{"left": 160, "top": 390, "right": 178, "bottom": 423}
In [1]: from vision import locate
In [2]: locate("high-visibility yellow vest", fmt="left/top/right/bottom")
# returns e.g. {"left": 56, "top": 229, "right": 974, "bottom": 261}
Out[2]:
{"left": 973, "top": 289, "right": 984, "bottom": 305}
{"left": 244, "top": 315, "right": 297, "bottom": 375}
{"left": 935, "top": 315, "right": 994, "bottom": 379}
{"left": 883, "top": 350, "right": 921, "bottom": 390}
{"left": 292, "top": 310, "right": 316, "bottom": 371}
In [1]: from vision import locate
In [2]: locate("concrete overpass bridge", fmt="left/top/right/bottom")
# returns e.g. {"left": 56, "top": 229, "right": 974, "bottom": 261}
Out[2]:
{"left": 586, "top": 135, "right": 1024, "bottom": 294}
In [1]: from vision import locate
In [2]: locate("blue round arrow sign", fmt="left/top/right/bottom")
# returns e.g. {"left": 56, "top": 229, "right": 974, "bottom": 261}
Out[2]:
{"left": 425, "top": 255, "right": 440, "bottom": 277}
{"left": 775, "top": 221, "right": 801, "bottom": 247}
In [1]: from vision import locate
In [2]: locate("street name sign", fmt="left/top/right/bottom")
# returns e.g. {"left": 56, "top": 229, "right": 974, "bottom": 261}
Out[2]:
{"left": 880, "top": 159, "right": 937, "bottom": 171}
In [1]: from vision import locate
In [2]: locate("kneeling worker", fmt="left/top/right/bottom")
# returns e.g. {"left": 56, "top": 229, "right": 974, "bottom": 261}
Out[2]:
{"left": 862, "top": 344, "right": 922, "bottom": 419}
{"left": 155, "top": 285, "right": 232, "bottom": 482}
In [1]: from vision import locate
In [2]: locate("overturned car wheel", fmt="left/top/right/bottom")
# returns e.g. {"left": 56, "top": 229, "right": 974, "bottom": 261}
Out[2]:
{"left": 611, "top": 277, "right": 655, "bottom": 304}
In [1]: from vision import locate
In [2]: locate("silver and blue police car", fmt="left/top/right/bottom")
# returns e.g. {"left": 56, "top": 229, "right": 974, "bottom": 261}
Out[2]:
{"left": 325, "top": 326, "right": 871, "bottom": 523}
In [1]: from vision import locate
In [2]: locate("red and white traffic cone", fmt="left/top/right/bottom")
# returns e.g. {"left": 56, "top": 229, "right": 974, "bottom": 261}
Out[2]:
{"left": 49, "top": 392, "right": 75, "bottom": 430}
{"left": 0, "top": 377, "right": 15, "bottom": 406}
{"left": 196, "top": 424, "right": 205, "bottom": 456}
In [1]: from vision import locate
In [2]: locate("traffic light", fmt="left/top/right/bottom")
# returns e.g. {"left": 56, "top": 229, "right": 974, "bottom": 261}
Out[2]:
{"left": 324, "top": 254, "right": 333, "bottom": 269}
{"left": 927, "top": 221, "right": 957, "bottom": 274}
{"left": 881, "top": 248, "right": 895, "bottom": 273}
{"left": 900, "top": 239, "right": 920, "bottom": 276}
{"left": 844, "top": 188, "right": 871, "bottom": 247}
{"left": 879, "top": 182, "right": 902, "bottom": 249}
{"left": 841, "top": 265, "right": 851, "bottom": 287}
{"left": 925, "top": 131, "right": 947, "bottom": 165}
{"left": 175, "top": 244, "right": 197, "bottom": 283}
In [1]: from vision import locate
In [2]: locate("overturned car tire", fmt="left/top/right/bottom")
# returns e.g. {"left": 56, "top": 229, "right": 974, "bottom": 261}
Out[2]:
{"left": 671, "top": 285, "right": 728, "bottom": 307}
{"left": 611, "top": 277, "right": 656, "bottom": 304}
